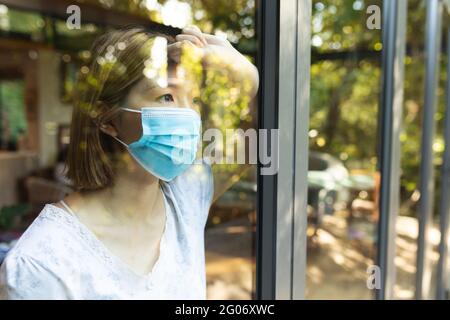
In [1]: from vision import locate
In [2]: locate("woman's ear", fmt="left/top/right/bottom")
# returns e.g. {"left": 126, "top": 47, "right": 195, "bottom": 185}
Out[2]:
{"left": 99, "top": 122, "right": 118, "bottom": 138}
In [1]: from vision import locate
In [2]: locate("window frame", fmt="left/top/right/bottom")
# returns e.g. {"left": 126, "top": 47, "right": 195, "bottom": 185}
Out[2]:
{"left": 435, "top": 0, "right": 450, "bottom": 301}
{"left": 255, "top": 0, "right": 311, "bottom": 300}
{"left": 376, "top": 0, "right": 407, "bottom": 300}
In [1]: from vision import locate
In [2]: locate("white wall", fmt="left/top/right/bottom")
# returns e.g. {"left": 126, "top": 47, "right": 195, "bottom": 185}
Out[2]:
{"left": 0, "top": 152, "right": 38, "bottom": 207}
{"left": 37, "top": 50, "right": 72, "bottom": 167}
{"left": 0, "top": 50, "right": 73, "bottom": 207}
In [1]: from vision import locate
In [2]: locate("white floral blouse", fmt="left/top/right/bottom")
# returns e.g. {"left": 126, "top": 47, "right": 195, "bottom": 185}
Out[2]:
{"left": 0, "top": 163, "right": 213, "bottom": 300}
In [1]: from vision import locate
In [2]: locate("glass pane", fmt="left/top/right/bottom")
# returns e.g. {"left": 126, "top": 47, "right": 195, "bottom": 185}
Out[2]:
{"left": 395, "top": 0, "right": 445, "bottom": 299}
{"left": 0, "top": 0, "right": 258, "bottom": 300}
{"left": 306, "top": 0, "right": 382, "bottom": 299}
{"left": 395, "top": 0, "right": 425, "bottom": 299}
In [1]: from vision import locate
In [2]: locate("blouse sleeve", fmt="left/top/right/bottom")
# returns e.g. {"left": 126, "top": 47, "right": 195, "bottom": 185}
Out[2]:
{"left": 0, "top": 253, "right": 69, "bottom": 300}
{"left": 166, "top": 160, "right": 214, "bottom": 229}
{"left": 201, "top": 162, "right": 214, "bottom": 213}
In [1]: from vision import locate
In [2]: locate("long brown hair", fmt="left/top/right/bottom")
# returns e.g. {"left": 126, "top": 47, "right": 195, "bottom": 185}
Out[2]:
{"left": 66, "top": 27, "right": 162, "bottom": 190}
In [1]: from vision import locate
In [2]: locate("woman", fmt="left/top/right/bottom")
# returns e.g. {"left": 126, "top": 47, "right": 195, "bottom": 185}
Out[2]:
{"left": 0, "top": 25, "right": 259, "bottom": 299}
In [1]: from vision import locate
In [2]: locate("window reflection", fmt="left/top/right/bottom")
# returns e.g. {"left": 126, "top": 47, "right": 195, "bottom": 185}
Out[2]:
{"left": 0, "top": 0, "right": 257, "bottom": 300}
{"left": 395, "top": 0, "right": 442, "bottom": 299}
{"left": 307, "top": 0, "right": 382, "bottom": 299}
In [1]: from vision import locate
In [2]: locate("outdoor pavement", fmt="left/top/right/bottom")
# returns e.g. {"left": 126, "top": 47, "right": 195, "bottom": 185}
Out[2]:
{"left": 205, "top": 213, "right": 440, "bottom": 299}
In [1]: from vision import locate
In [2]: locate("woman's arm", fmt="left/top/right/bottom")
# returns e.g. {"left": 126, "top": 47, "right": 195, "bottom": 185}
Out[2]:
{"left": 175, "top": 26, "right": 259, "bottom": 99}
{"left": 173, "top": 26, "right": 260, "bottom": 202}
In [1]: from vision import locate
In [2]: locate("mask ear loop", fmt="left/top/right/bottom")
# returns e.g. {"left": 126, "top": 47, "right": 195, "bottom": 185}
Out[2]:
{"left": 121, "top": 107, "right": 142, "bottom": 114}
{"left": 111, "top": 135, "right": 129, "bottom": 148}
{"left": 115, "top": 108, "right": 143, "bottom": 147}
{"left": 98, "top": 107, "right": 142, "bottom": 148}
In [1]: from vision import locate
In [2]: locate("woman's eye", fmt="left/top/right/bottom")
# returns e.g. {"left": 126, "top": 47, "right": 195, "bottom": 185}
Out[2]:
{"left": 157, "top": 94, "right": 174, "bottom": 103}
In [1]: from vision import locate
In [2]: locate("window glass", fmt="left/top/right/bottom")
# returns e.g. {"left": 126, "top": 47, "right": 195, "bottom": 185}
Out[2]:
{"left": 307, "top": 0, "right": 382, "bottom": 299}
{"left": 397, "top": 0, "right": 448, "bottom": 299}
{"left": 0, "top": 0, "right": 258, "bottom": 300}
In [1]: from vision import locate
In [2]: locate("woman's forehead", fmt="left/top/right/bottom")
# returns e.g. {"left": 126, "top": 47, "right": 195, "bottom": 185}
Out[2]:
{"left": 137, "top": 77, "right": 194, "bottom": 92}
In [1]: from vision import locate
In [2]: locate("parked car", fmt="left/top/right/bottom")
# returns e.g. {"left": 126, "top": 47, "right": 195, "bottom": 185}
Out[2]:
{"left": 307, "top": 152, "right": 350, "bottom": 235}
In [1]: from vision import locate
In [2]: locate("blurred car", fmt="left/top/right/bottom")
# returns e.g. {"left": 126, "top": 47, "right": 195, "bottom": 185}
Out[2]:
{"left": 307, "top": 152, "right": 350, "bottom": 235}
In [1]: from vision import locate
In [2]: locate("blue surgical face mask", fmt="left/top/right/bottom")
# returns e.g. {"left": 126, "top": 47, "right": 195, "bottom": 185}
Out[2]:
{"left": 113, "top": 107, "right": 201, "bottom": 182}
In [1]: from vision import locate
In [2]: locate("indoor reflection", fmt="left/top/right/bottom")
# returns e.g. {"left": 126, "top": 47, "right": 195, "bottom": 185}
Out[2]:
{"left": 0, "top": 0, "right": 257, "bottom": 300}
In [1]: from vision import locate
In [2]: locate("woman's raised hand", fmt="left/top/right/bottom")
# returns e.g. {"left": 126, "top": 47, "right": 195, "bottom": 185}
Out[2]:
{"left": 168, "top": 24, "right": 259, "bottom": 99}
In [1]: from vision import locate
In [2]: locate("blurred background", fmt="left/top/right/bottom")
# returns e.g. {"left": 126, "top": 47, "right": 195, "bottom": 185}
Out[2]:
{"left": 0, "top": 0, "right": 447, "bottom": 300}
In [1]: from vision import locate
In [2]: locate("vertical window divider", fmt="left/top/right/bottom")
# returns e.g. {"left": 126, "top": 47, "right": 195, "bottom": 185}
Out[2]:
{"left": 436, "top": 25, "right": 450, "bottom": 301}
{"left": 377, "top": 0, "right": 407, "bottom": 300}
{"left": 416, "top": 0, "right": 443, "bottom": 300}
{"left": 256, "top": 0, "right": 280, "bottom": 300}
{"left": 292, "top": 0, "right": 312, "bottom": 300}
{"left": 256, "top": 0, "right": 311, "bottom": 300}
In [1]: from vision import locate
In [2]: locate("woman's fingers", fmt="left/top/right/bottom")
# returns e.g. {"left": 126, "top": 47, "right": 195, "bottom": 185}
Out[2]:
{"left": 182, "top": 25, "right": 208, "bottom": 46}
{"left": 168, "top": 40, "right": 200, "bottom": 54}
{"left": 184, "top": 24, "right": 202, "bottom": 33}
{"left": 179, "top": 25, "right": 232, "bottom": 49}
{"left": 175, "top": 34, "right": 205, "bottom": 48}
{"left": 168, "top": 40, "right": 204, "bottom": 63}
{"left": 202, "top": 33, "right": 233, "bottom": 48}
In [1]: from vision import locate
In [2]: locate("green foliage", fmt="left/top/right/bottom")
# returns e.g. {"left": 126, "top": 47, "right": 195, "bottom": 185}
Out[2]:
{"left": 0, "top": 8, "right": 46, "bottom": 41}
{"left": 310, "top": 0, "right": 449, "bottom": 216}
{"left": 0, "top": 203, "right": 30, "bottom": 230}
{"left": 310, "top": 0, "right": 382, "bottom": 173}
{"left": 312, "top": 0, "right": 382, "bottom": 52}
{"left": 0, "top": 80, "right": 27, "bottom": 143}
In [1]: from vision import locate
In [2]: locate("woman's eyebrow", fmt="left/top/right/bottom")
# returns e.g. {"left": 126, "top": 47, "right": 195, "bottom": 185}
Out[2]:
{"left": 141, "top": 81, "right": 159, "bottom": 91}
{"left": 141, "top": 78, "right": 187, "bottom": 92}
{"left": 167, "top": 78, "right": 186, "bottom": 88}
{"left": 142, "top": 81, "right": 177, "bottom": 90}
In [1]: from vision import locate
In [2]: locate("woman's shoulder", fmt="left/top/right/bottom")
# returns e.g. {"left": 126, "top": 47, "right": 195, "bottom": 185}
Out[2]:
{"left": 0, "top": 249, "right": 65, "bottom": 299}
{"left": 3, "top": 204, "right": 81, "bottom": 266}
{"left": 0, "top": 204, "right": 80, "bottom": 299}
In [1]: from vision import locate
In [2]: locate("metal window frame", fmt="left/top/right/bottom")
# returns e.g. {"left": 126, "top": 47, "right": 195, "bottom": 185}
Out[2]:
{"left": 256, "top": 0, "right": 279, "bottom": 299}
{"left": 416, "top": 0, "right": 443, "bottom": 300}
{"left": 377, "top": 0, "right": 407, "bottom": 300}
{"left": 436, "top": 25, "right": 450, "bottom": 300}
{"left": 256, "top": 0, "right": 450, "bottom": 301}
{"left": 292, "top": 0, "right": 312, "bottom": 300}
{"left": 436, "top": 0, "right": 450, "bottom": 300}
{"left": 256, "top": 0, "right": 311, "bottom": 300}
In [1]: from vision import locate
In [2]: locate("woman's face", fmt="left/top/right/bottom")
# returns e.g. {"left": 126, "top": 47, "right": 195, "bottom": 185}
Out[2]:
{"left": 114, "top": 73, "right": 201, "bottom": 145}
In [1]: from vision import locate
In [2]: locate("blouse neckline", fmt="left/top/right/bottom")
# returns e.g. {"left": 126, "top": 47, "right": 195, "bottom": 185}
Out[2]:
{"left": 43, "top": 189, "right": 172, "bottom": 283}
